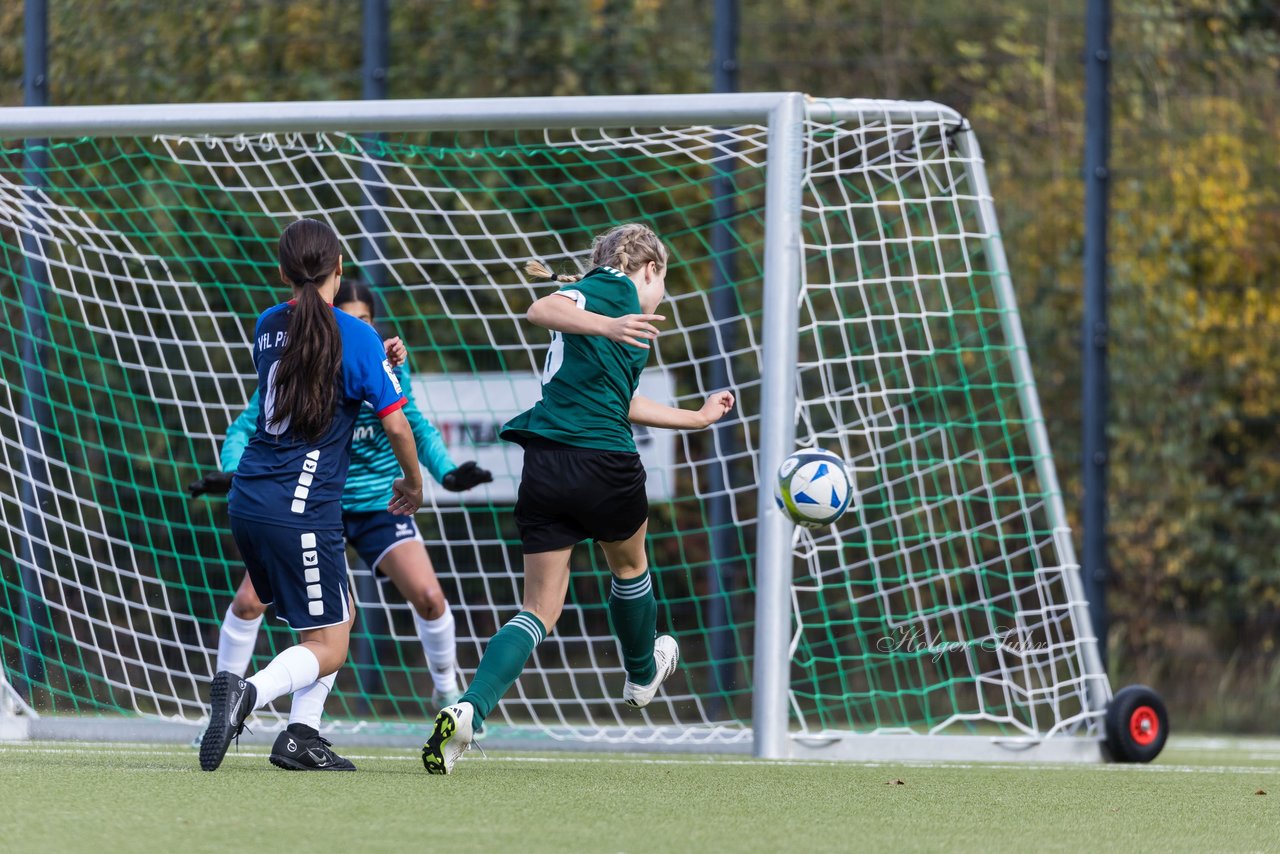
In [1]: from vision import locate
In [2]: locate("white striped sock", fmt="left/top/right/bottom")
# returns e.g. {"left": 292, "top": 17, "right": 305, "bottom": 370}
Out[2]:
{"left": 611, "top": 573, "right": 653, "bottom": 600}
{"left": 506, "top": 612, "right": 546, "bottom": 645}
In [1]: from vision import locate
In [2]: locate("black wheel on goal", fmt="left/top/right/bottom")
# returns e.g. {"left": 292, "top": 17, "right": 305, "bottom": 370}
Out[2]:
{"left": 1104, "top": 684, "right": 1169, "bottom": 763}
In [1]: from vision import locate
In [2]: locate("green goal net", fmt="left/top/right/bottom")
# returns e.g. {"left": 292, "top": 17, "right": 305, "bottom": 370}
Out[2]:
{"left": 0, "top": 96, "right": 1107, "bottom": 757}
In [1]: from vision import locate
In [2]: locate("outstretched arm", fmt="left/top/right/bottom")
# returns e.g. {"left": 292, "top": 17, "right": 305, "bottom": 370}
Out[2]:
{"left": 628, "top": 391, "right": 736, "bottom": 430}
{"left": 393, "top": 361, "right": 493, "bottom": 492}
{"left": 527, "top": 292, "right": 664, "bottom": 350}
{"left": 219, "top": 390, "right": 261, "bottom": 472}
{"left": 396, "top": 362, "right": 456, "bottom": 485}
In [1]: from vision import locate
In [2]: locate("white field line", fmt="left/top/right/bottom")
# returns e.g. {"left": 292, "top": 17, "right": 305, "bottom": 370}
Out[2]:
{"left": 2, "top": 743, "right": 1279, "bottom": 775}
{"left": 1175, "top": 736, "right": 1280, "bottom": 754}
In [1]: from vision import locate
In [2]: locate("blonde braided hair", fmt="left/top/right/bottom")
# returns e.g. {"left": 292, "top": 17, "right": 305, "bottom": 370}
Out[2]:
{"left": 525, "top": 223, "right": 668, "bottom": 283}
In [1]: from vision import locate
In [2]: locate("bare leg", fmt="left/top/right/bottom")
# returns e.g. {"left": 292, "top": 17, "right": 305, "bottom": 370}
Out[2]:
{"left": 520, "top": 545, "right": 574, "bottom": 632}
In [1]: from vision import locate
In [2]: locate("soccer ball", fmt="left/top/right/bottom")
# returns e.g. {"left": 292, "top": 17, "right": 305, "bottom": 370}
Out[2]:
{"left": 774, "top": 448, "right": 854, "bottom": 529}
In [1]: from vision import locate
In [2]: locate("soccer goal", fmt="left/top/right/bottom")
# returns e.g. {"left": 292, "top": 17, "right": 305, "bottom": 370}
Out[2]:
{"left": 0, "top": 93, "right": 1150, "bottom": 762}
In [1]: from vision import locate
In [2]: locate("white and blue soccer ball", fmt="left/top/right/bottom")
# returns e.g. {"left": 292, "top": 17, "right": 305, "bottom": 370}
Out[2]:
{"left": 773, "top": 448, "right": 854, "bottom": 529}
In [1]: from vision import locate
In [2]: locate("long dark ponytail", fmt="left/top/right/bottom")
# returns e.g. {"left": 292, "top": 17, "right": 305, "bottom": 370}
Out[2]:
{"left": 270, "top": 218, "right": 343, "bottom": 443}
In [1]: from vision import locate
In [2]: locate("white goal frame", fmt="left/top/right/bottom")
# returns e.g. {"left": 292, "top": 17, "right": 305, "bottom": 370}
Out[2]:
{"left": 0, "top": 92, "right": 1110, "bottom": 762}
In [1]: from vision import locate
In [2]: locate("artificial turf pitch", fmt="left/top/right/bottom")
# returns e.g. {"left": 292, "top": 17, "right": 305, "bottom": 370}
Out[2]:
{"left": 4, "top": 737, "right": 1278, "bottom": 852}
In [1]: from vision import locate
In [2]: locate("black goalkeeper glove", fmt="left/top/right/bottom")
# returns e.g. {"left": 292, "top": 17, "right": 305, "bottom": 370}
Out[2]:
{"left": 188, "top": 470, "right": 235, "bottom": 498}
{"left": 441, "top": 461, "right": 493, "bottom": 493}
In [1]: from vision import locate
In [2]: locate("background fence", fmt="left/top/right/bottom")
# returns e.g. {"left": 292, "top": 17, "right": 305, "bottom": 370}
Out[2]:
{"left": 3, "top": 0, "right": 1279, "bottom": 732}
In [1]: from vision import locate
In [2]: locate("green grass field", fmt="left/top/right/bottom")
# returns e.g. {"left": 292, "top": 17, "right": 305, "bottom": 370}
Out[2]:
{"left": 5, "top": 737, "right": 1278, "bottom": 853}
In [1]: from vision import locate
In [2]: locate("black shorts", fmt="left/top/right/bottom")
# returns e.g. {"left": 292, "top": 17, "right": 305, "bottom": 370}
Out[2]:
{"left": 514, "top": 438, "right": 648, "bottom": 554}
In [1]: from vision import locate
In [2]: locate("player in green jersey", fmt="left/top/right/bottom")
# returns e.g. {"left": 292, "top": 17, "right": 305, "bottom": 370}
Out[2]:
{"left": 189, "top": 280, "right": 492, "bottom": 769}
{"left": 422, "top": 223, "right": 735, "bottom": 775}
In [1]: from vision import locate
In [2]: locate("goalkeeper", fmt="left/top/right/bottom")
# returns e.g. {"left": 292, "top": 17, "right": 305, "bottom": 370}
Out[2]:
{"left": 190, "top": 279, "right": 492, "bottom": 771}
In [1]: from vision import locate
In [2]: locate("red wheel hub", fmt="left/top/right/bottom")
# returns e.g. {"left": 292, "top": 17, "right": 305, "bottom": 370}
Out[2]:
{"left": 1130, "top": 705, "right": 1160, "bottom": 746}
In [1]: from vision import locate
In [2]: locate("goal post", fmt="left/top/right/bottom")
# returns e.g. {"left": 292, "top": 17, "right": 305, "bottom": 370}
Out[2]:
{"left": 753, "top": 91, "right": 806, "bottom": 760}
{"left": 0, "top": 670, "right": 38, "bottom": 741}
{"left": 0, "top": 92, "right": 1112, "bottom": 761}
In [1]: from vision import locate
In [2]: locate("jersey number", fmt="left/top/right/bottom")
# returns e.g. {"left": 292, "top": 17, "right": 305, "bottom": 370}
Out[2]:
{"left": 262, "top": 361, "right": 291, "bottom": 436}
{"left": 540, "top": 289, "right": 586, "bottom": 385}
{"left": 542, "top": 332, "right": 565, "bottom": 384}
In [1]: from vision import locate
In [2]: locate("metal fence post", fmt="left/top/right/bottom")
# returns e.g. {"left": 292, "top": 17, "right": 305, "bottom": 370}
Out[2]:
{"left": 359, "top": 0, "right": 390, "bottom": 286}
{"left": 13, "top": 0, "right": 54, "bottom": 705}
{"left": 352, "top": 0, "right": 392, "bottom": 711}
{"left": 705, "top": 0, "right": 741, "bottom": 719}
{"left": 1082, "top": 0, "right": 1112, "bottom": 666}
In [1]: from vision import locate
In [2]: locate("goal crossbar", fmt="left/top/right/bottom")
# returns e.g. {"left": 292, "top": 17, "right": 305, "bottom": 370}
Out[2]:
{"left": 0, "top": 94, "right": 960, "bottom": 139}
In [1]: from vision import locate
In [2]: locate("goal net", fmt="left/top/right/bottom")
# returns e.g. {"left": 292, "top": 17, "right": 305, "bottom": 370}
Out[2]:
{"left": 0, "top": 94, "right": 1108, "bottom": 759}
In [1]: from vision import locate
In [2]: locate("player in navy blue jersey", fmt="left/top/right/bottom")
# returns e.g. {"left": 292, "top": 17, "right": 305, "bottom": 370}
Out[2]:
{"left": 200, "top": 218, "right": 423, "bottom": 772}
{"left": 189, "top": 280, "right": 491, "bottom": 769}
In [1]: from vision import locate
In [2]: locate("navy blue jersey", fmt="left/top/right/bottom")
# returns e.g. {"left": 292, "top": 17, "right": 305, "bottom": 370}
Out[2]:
{"left": 228, "top": 301, "right": 406, "bottom": 530}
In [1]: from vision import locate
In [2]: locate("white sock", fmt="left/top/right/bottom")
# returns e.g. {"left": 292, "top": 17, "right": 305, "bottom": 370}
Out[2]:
{"left": 415, "top": 609, "right": 459, "bottom": 693}
{"left": 216, "top": 606, "right": 263, "bottom": 676}
{"left": 288, "top": 673, "right": 336, "bottom": 730}
{"left": 246, "top": 645, "right": 321, "bottom": 709}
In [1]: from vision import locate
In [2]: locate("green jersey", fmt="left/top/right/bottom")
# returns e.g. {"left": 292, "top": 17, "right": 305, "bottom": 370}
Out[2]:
{"left": 501, "top": 266, "right": 649, "bottom": 453}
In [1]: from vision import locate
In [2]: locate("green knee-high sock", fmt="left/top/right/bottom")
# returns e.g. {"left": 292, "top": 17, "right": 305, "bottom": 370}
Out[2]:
{"left": 609, "top": 571, "right": 657, "bottom": 684}
{"left": 459, "top": 611, "right": 546, "bottom": 727}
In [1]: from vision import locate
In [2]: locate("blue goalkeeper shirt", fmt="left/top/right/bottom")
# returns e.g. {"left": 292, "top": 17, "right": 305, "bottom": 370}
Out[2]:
{"left": 222, "top": 359, "right": 457, "bottom": 512}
